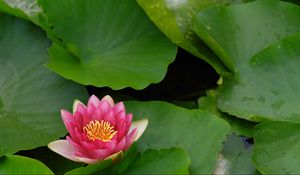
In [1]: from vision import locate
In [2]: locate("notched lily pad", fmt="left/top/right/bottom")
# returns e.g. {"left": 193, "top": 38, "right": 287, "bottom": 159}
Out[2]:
{"left": 38, "top": 0, "right": 177, "bottom": 90}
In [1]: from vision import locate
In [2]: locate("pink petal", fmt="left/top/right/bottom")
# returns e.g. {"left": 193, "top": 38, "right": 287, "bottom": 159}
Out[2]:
{"left": 86, "top": 103, "right": 96, "bottom": 123}
{"left": 130, "top": 119, "right": 148, "bottom": 141}
{"left": 98, "top": 100, "right": 111, "bottom": 116}
{"left": 73, "top": 111, "right": 84, "bottom": 129}
{"left": 114, "top": 138, "right": 126, "bottom": 153}
{"left": 73, "top": 127, "right": 85, "bottom": 141}
{"left": 116, "top": 114, "right": 132, "bottom": 140}
{"left": 89, "top": 149, "right": 110, "bottom": 159}
{"left": 76, "top": 103, "right": 87, "bottom": 116}
{"left": 48, "top": 140, "right": 82, "bottom": 162}
{"left": 61, "top": 110, "right": 76, "bottom": 137}
{"left": 61, "top": 109, "right": 73, "bottom": 125}
{"left": 103, "top": 110, "right": 116, "bottom": 126}
{"left": 93, "top": 106, "right": 104, "bottom": 122}
{"left": 87, "top": 95, "right": 101, "bottom": 108}
{"left": 117, "top": 123, "right": 127, "bottom": 141}
{"left": 80, "top": 141, "right": 97, "bottom": 150}
{"left": 101, "top": 140, "right": 117, "bottom": 152}
{"left": 67, "top": 136, "right": 89, "bottom": 156}
{"left": 73, "top": 99, "right": 85, "bottom": 114}
{"left": 124, "top": 128, "right": 137, "bottom": 150}
{"left": 115, "top": 110, "right": 125, "bottom": 130}
{"left": 124, "top": 114, "right": 133, "bottom": 134}
{"left": 101, "top": 95, "right": 115, "bottom": 107}
{"left": 80, "top": 139, "right": 116, "bottom": 151}
{"left": 113, "top": 102, "right": 125, "bottom": 114}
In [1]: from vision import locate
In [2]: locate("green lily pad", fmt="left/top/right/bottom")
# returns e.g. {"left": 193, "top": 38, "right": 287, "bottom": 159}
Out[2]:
{"left": 137, "top": 0, "right": 229, "bottom": 73}
{"left": 125, "top": 101, "right": 230, "bottom": 175}
{"left": 218, "top": 34, "right": 300, "bottom": 122}
{"left": 198, "top": 90, "right": 256, "bottom": 137}
{"left": 253, "top": 122, "right": 300, "bottom": 174}
{"left": 0, "top": 155, "right": 53, "bottom": 174}
{"left": 0, "top": 14, "right": 87, "bottom": 155}
{"left": 124, "top": 148, "right": 190, "bottom": 175}
{"left": 192, "top": 0, "right": 300, "bottom": 72}
{"left": 38, "top": 0, "right": 177, "bottom": 90}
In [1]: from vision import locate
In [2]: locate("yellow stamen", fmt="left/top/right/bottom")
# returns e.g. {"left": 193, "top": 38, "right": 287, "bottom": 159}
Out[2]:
{"left": 83, "top": 120, "right": 117, "bottom": 142}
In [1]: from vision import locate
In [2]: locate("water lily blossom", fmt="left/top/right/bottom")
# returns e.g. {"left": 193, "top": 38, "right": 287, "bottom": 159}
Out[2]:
{"left": 48, "top": 95, "right": 148, "bottom": 164}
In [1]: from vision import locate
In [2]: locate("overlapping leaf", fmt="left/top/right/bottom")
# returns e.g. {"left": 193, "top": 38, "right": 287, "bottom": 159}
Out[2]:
{"left": 0, "top": 14, "right": 87, "bottom": 155}
{"left": 253, "top": 122, "right": 300, "bottom": 174}
{"left": 125, "top": 101, "right": 230, "bottom": 175}
{"left": 192, "top": 0, "right": 300, "bottom": 72}
{"left": 198, "top": 90, "right": 255, "bottom": 137}
{"left": 38, "top": 0, "right": 177, "bottom": 90}
{"left": 136, "top": 0, "right": 230, "bottom": 73}
{"left": 193, "top": 0, "right": 300, "bottom": 122}
{"left": 218, "top": 34, "right": 300, "bottom": 122}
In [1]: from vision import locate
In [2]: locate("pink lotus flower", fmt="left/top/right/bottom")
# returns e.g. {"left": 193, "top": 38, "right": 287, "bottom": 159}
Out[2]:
{"left": 48, "top": 95, "right": 148, "bottom": 164}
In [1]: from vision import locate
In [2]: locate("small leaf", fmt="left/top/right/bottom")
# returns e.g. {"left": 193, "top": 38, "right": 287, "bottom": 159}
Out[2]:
{"left": 0, "top": 155, "right": 53, "bottom": 174}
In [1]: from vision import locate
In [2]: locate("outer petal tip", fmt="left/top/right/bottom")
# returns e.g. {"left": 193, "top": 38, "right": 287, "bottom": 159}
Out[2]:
{"left": 75, "top": 157, "right": 99, "bottom": 164}
{"left": 61, "top": 110, "right": 73, "bottom": 123}
{"left": 130, "top": 119, "right": 148, "bottom": 141}
{"left": 73, "top": 99, "right": 85, "bottom": 114}
{"left": 101, "top": 95, "right": 114, "bottom": 107}
{"left": 48, "top": 140, "right": 80, "bottom": 162}
{"left": 104, "top": 151, "right": 123, "bottom": 161}
{"left": 88, "top": 95, "right": 101, "bottom": 107}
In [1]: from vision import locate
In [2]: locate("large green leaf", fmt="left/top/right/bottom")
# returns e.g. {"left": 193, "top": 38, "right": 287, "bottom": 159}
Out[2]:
{"left": 192, "top": 0, "right": 300, "bottom": 72}
{"left": 124, "top": 148, "right": 190, "bottom": 175}
{"left": 253, "top": 122, "right": 300, "bottom": 174}
{"left": 217, "top": 34, "right": 300, "bottom": 122}
{"left": 125, "top": 101, "right": 230, "bottom": 175}
{"left": 0, "top": 14, "right": 87, "bottom": 155}
{"left": 38, "top": 0, "right": 177, "bottom": 90}
{"left": 137, "top": 0, "right": 229, "bottom": 73}
{"left": 0, "top": 155, "right": 53, "bottom": 174}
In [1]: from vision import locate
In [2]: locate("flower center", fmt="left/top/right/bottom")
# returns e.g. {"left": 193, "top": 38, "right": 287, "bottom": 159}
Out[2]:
{"left": 83, "top": 120, "right": 117, "bottom": 142}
